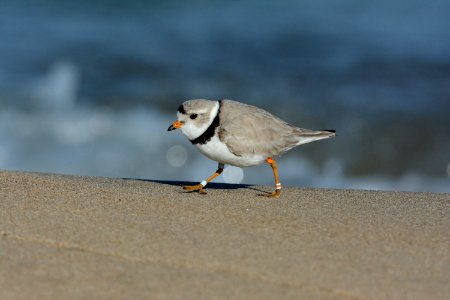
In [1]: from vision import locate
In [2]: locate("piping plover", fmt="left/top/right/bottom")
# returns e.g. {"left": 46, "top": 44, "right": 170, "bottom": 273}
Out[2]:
{"left": 168, "top": 99, "right": 335, "bottom": 197}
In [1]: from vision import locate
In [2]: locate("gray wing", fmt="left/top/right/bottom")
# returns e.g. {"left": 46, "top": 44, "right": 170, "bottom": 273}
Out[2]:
{"left": 218, "top": 100, "right": 319, "bottom": 157}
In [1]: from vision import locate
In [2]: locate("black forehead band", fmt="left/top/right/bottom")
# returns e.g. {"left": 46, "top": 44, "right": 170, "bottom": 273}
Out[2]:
{"left": 177, "top": 105, "right": 186, "bottom": 114}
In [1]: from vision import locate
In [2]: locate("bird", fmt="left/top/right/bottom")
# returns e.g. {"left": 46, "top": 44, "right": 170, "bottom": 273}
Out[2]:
{"left": 168, "top": 99, "right": 335, "bottom": 197}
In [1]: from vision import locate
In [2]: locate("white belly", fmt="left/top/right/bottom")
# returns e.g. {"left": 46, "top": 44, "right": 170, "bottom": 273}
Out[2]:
{"left": 195, "top": 135, "right": 265, "bottom": 167}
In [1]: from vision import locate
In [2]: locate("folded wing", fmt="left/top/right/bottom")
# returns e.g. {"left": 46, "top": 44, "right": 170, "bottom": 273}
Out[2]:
{"left": 218, "top": 100, "right": 334, "bottom": 157}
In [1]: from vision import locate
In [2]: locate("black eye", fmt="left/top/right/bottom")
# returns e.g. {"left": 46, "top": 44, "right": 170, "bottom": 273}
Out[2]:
{"left": 190, "top": 114, "right": 198, "bottom": 120}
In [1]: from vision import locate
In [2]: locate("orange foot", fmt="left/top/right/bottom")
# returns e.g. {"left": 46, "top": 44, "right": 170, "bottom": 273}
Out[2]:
{"left": 183, "top": 184, "right": 207, "bottom": 194}
{"left": 265, "top": 189, "right": 281, "bottom": 198}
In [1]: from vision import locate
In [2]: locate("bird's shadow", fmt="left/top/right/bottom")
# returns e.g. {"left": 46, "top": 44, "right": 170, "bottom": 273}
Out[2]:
{"left": 122, "top": 178, "right": 270, "bottom": 195}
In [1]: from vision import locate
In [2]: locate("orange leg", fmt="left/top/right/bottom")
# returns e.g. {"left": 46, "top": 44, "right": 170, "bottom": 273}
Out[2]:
{"left": 183, "top": 163, "right": 225, "bottom": 194}
{"left": 265, "top": 157, "right": 281, "bottom": 197}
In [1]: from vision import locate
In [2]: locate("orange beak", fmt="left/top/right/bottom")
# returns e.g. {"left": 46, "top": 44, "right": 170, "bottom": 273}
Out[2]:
{"left": 167, "top": 120, "right": 182, "bottom": 131}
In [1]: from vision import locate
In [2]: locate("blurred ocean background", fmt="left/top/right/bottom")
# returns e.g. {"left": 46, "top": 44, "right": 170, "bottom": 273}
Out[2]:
{"left": 0, "top": 0, "right": 449, "bottom": 192}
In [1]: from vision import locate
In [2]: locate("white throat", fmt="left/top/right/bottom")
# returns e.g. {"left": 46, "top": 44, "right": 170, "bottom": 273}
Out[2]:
{"left": 180, "top": 101, "right": 220, "bottom": 141}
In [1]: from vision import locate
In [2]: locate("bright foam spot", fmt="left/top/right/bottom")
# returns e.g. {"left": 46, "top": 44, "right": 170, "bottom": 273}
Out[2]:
{"left": 222, "top": 166, "right": 244, "bottom": 184}
{"left": 34, "top": 60, "right": 79, "bottom": 109}
{"left": 166, "top": 145, "right": 188, "bottom": 167}
{"left": 55, "top": 121, "right": 93, "bottom": 145}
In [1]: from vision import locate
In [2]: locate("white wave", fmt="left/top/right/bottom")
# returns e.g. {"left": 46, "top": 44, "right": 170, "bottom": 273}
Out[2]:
{"left": 32, "top": 60, "right": 80, "bottom": 110}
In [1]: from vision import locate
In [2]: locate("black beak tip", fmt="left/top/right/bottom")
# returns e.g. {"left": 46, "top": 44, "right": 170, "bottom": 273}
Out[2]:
{"left": 167, "top": 125, "right": 175, "bottom": 131}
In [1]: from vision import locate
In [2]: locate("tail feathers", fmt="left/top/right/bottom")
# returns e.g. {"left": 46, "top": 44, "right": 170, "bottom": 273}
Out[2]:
{"left": 323, "top": 129, "right": 336, "bottom": 134}
{"left": 295, "top": 129, "right": 336, "bottom": 146}
{"left": 322, "top": 129, "right": 337, "bottom": 137}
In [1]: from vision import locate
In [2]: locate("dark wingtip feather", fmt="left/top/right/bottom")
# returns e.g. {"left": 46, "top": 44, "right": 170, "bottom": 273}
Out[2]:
{"left": 323, "top": 129, "right": 336, "bottom": 137}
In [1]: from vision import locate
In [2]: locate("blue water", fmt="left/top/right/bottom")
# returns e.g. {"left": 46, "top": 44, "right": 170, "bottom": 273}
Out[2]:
{"left": 1, "top": 0, "right": 449, "bottom": 192}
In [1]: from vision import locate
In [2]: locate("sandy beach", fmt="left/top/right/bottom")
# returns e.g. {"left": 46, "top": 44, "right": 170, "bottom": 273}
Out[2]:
{"left": 0, "top": 170, "right": 449, "bottom": 299}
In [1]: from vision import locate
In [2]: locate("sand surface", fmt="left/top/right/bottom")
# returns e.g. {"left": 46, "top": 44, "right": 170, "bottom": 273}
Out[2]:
{"left": 0, "top": 171, "right": 449, "bottom": 299}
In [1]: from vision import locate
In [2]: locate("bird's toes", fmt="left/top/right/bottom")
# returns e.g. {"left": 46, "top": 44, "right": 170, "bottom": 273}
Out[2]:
{"left": 183, "top": 184, "right": 207, "bottom": 194}
{"left": 265, "top": 189, "right": 281, "bottom": 198}
{"left": 183, "top": 184, "right": 200, "bottom": 191}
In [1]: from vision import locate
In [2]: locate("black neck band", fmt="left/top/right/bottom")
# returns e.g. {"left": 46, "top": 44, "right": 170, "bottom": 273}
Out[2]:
{"left": 190, "top": 100, "right": 222, "bottom": 145}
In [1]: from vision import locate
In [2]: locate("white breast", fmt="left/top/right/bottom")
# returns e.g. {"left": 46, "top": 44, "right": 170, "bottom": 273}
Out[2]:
{"left": 196, "top": 135, "right": 266, "bottom": 167}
